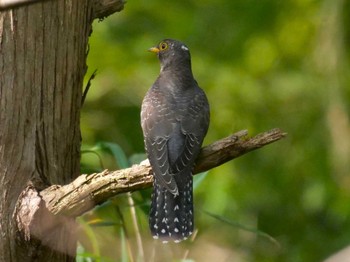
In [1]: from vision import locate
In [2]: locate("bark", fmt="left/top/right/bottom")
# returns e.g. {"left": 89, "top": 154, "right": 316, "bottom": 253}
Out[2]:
{"left": 0, "top": 0, "right": 124, "bottom": 261}
{"left": 0, "top": 0, "right": 51, "bottom": 10}
{"left": 0, "top": 0, "right": 125, "bottom": 14}
{"left": 0, "top": 0, "right": 283, "bottom": 261}
{"left": 38, "top": 128, "right": 286, "bottom": 217}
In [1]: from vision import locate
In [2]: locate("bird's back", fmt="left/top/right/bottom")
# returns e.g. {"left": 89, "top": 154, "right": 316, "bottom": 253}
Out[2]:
{"left": 141, "top": 39, "right": 209, "bottom": 242}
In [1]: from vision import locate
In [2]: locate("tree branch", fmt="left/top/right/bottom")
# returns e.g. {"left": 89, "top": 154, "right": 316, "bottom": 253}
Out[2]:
{"left": 92, "top": 0, "right": 125, "bottom": 20}
{"left": 40, "top": 128, "right": 286, "bottom": 217}
{"left": 0, "top": 0, "right": 49, "bottom": 11}
{"left": 0, "top": 0, "right": 126, "bottom": 17}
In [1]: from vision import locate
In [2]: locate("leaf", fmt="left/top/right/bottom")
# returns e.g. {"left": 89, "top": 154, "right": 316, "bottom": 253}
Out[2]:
{"left": 129, "top": 153, "right": 147, "bottom": 165}
{"left": 201, "top": 209, "right": 280, "bottom": 247}
{"left": 87, "top": 218, "right": 120, "bottom": 227}
{"left": 130, "top": 191, "right": 151, "bottom": 215}
{"left": 95, "top": 142, "right": 129, "bottom": 169}
{"left": 76, "top": 244, "right": 87, "bottom": 262}
{"left": 193, "top": 171, "right": 209, "bottom": 191}
{"left": 120, "top": 228, "right": 129, "bottom": 262}
{"left": 81, "top": 149, "right": 105, "bottom": 171}
{"left": 77, "top": 217, "right": 101, "bottom": 259}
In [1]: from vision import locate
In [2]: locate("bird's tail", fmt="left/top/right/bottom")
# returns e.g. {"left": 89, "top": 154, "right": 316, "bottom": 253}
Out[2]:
{"left": 149, "top": 177, "right": 193, "bottom": 243}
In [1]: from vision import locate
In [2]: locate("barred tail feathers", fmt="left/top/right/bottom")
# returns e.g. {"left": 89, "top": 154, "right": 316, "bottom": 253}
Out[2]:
{"left": 149, "top": 177, "right": 193, "bottom": 243}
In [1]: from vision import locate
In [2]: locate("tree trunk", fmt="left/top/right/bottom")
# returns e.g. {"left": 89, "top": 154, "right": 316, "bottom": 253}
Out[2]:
{"left": 0, "top": 1, "right": 91, "bottom": 261}
{"left": 0, "top": 1, "right": 283, "bottom": 261}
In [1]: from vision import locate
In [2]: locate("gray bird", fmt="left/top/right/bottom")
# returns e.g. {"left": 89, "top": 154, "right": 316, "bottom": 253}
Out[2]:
{"left": 141, "top": 39, "right": 210, "bottom": 242}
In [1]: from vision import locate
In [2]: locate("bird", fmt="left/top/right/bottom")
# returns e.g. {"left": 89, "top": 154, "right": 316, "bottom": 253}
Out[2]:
{"left": 141, "top": 39, "right": 210, "bottom": 243}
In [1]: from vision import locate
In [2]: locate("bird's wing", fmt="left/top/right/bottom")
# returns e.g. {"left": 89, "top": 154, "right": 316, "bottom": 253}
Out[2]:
{"left": 141, "top": 88, "right": 179, "bottom": 195}
{"left": 172, "top": 88, "right": 210, "bottom": 176}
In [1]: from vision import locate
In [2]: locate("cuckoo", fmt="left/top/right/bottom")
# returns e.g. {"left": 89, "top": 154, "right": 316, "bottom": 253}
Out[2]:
{"left": 141, "top": 39, "right": 210, "bottom": 242}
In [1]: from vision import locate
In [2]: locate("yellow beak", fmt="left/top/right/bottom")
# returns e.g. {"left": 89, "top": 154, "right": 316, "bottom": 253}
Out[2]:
{"left": 148, "top": 47, "right": 160, "bottom": 53}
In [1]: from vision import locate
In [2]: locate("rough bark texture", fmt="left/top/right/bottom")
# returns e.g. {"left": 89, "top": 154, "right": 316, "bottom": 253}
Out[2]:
{"left": 92, "top": 0, "right": 125, "bottom": 20}
{"left": 0, "top": 0, "right": 282, "bottom": 261}
{"left": 0, "top": 0, "right": 125, "bottom": 14}
{"left": 0, "top": 0, "right": 51, "bottom": 11}
{"left": 38, "top": 128, "right": 286, "bottom": 218}
{"left": 0, "top": 1, "right": 126, "bottom": 259}
{"left": 0, "top": 1, "right": 93, "bottom": 261}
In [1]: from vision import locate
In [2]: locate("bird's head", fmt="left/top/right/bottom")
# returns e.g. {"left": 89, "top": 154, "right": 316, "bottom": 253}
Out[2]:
{"left": 148, "top": 39, "right": 191, "bottom": 72}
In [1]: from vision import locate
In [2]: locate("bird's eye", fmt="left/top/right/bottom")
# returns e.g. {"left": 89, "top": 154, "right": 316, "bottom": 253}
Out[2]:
{"left": 159, "top": 42, "right": 168, "bottom": 51}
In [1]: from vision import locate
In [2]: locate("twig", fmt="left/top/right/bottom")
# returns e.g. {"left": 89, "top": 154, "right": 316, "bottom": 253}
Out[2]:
{"left": 81, "top": 69, "right": 97, "bottom": 106}
{"left": 39, "top": 128, "right": 286, "bottom": 217}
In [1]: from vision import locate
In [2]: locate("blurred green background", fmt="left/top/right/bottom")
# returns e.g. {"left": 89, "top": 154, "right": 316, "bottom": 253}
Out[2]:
{"left": 78, "top": 0, "right": 350, "bottom": 261}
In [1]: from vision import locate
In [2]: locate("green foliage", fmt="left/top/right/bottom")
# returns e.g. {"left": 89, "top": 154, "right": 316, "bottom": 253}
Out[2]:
{"left": 80, "top": 0, "right": 350, "bottom": 261}
{"left": 200, "top": 209, "right": 279, "bottom": 247}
